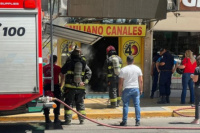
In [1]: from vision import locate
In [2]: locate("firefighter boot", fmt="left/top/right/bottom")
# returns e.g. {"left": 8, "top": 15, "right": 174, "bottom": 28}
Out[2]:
{"left": 78, "top": 114, "right": 85, "bottom": 124}
{"left": 54, "top": 114, "right": 61, "bottom": 124}
{"left": 117, "top": 100, "right": 121, "bottom": 107}
{"left": 63, "top": 114, "right": 72, "bottom": 125}
{"left": 107, "top": 101, "right": 117, "bottom": 108}
{"left": 45, "top": 114, "right": 52, "bottom": 124}
{"left": 166, "top": 96, "right": 170, "bottom": 103}
{"left": 157, "top": 96, "right": 166, "bottom": 104}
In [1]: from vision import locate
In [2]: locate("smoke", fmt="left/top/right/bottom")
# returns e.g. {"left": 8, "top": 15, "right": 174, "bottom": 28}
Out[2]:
{"left": 81, "top": 44, "right": 95, "bottom": 64}
{"left": 85, "top": 84, "right": 93, "bottom": 93}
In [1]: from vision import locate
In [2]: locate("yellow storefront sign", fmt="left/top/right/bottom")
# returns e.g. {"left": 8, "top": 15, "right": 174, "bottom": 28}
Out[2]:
{"left": 119, "top": 37, "right": 144, "bottom": 70}
{"left": 66, "top": 24, "right": 146, "bottom": 37}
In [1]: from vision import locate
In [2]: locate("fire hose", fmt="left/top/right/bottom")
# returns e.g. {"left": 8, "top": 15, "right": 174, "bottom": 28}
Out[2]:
{"left": 49, "top": 97, "right": 200, "bottom": 130}
{"left": 173, "top": 106, "right": 195, "bottom": 117}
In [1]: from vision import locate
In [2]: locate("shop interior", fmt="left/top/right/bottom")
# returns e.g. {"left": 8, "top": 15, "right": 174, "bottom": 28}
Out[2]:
{"left": 61, "top": 37, "right": 119, "bottom": 92}
{"left": 153, "top": 31, "right": 200, "bottom": 59}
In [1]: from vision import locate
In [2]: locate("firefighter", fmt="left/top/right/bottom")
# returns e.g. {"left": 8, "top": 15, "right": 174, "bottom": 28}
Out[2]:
{"left": 103, "top": 45, "right": 123, "bottom": 108}
{"left": 61, "top": 49, "right": 92, "bottom": 125}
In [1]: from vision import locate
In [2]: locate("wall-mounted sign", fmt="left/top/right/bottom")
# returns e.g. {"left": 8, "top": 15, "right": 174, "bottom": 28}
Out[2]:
{"left": 123, "top": 40, "right": 140, "bottom": 57}
{"left": 66, "top": 24, "right": 146, "bottom": 37}
{"left": 180, "top": 0, "right": 200, "bottom": 11}
{"left": 119, "top": 37, "right": 142, "bottom": 68}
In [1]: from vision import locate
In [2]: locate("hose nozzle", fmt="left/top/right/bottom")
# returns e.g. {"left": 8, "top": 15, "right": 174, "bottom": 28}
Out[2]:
{"left": 39, "top": 96, "right": 55, "bottom": 103}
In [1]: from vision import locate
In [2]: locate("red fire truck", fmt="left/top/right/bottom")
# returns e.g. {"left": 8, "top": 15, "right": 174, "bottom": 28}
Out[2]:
{"left": 0, "top": 0, "right": 43, "bottom": 113}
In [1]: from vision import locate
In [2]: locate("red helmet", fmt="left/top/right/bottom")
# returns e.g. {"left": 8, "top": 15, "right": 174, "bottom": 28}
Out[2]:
{"left": 106, "top": 45, "right": 116, "bottom": 54}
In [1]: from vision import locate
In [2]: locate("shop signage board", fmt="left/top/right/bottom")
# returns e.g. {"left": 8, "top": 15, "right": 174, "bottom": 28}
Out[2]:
{"left": 119, "top": 37, "right": 143, "bottom": 69}
{"left": 179, "top": 0, "right": 200, "bottom": 11}
{"left": 66, "top": 24, "right": 146, "bottom": 37}
{"left": 67, "top": 0, "right": 167, "bottom": 19}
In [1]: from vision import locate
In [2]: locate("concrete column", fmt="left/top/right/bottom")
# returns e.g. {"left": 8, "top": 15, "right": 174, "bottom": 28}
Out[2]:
{"left": 143, "top": 30, "right": 153, "bottom": 98}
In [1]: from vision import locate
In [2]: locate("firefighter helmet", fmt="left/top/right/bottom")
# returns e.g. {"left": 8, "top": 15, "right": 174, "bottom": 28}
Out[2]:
{"left": 106, "top": 45, "right": 116, "bottom": 54}
{"left": 71, "top": 49, "right": 80, "bottom": 59}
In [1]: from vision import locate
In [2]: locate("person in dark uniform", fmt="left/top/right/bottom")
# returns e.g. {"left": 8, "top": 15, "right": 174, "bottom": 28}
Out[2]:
{"left": 103, "top": 45, "right": 123, "bottom": 108}
{"left": 61, "top": 49, "right": 92, "bottom": 125}
{"left": 43, "top": 55, "right": 62, "bottom": 123}
{"left": 150, "top": 49, "right": 160, "bottom": 99}
{"left": 157, "top": 47, "right": 174, "bottom": 104}
{"left": 190, "top": 55, "right": 200, "bottom": 124}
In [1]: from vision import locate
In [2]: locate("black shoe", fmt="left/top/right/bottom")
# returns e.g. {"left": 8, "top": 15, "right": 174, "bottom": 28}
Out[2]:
{"left": 166, "top": 96, "right": 170, "bottom": 103}
{"left": 157, "top": 96, "right": 166, "bottom": 104}
{"left": 54, "top": 119, "right": 61, "bottom": 124}
{"left": 120, "top": 121, "right": 127, "bottom": 126}
{"left": 135, "top": 121, "right": 140, "bottom": 126}
{"left": 63, "top": 120, "right": 71, "bottom": 125}
{"left": 80, "top": 120, "right": 84, "bottom": 124}
{"left": 54, "top": 115, "right": 61, "bottom": 124}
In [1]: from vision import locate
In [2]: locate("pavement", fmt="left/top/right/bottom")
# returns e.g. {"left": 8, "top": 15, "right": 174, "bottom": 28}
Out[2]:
{"left": 0, "top": 94, "right": 196, "bottom": 122}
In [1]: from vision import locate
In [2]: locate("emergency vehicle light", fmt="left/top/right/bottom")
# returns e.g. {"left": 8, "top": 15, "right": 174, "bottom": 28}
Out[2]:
{"left": 24, "top": 0, "right": 36, "bottom": 9}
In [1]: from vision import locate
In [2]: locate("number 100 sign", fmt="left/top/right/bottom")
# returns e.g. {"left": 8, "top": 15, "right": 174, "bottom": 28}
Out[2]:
{"left": 0, "top": 23, "right": 25, "bottom": 37}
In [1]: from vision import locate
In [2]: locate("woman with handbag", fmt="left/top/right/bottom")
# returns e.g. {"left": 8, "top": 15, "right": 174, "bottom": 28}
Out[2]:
{"left": 177, "top": 50, "right": 197, "bottom": 104}
{"left": 190, "top": 55, "right": 200, "bottom": 124}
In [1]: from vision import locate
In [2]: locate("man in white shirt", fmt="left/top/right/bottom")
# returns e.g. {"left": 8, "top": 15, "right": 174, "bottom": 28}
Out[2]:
{"left": 118, "top": 55, "right": 143, "bottom": 126}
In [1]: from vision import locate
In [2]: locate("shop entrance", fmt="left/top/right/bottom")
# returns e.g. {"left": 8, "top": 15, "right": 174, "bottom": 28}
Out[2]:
{"left": 84, "top": 37, "right": 118, "bottom": 92}
{"left": 153, "top": 31, "right": 200, "bottom": 97}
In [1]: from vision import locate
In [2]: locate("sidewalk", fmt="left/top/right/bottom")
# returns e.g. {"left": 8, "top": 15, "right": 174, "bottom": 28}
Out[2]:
{"left": 0, "top": 97, "right": 195, "bottom": 122}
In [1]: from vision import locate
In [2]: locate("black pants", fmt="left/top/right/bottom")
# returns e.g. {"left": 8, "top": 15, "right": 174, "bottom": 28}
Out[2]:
{"left": 159, "top": 71, "right": 172, "bottom": 96}
{"left": 108, "top": 77, "right": 119, "bottom": 106}
{"left": 43, "top": 84, "right": 61, "bottom": 115}
{"left": 194, "top": 86, "right": 200, "bottom": 119}
{"left": 64, "top": 89, "right": 86, "bottom": 121}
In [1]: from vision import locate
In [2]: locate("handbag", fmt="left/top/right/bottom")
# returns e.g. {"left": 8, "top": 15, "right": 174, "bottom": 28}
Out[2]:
{"left": 176, "top": 58, "right": 188, "bottom": 75}
{"left": 176, "top": 68, "right": 184, "bottom": 74}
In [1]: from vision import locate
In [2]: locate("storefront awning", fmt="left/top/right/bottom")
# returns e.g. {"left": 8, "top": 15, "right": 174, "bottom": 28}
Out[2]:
{"left": 152, "top": 12, "right": 200, "bottom": 32}
{"left": 45, "top": 23, "right": 102, "bottom": 45}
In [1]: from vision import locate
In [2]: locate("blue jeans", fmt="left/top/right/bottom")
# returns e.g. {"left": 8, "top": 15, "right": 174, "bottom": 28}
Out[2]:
{"left": 181, "top": 73, "right": 194, "bottom": 103}
{"left": 122, "top": 88, "right": 140, "bottom": 122}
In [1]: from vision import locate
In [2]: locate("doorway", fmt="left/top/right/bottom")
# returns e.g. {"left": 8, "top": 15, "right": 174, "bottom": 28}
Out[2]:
{"left": 84, "top": 37, "right": 118, "bottom": 92}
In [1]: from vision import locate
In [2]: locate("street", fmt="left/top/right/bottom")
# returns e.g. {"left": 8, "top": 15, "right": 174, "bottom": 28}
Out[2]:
{"left": 1, "top": 117, "right": 200, "bottom": 133}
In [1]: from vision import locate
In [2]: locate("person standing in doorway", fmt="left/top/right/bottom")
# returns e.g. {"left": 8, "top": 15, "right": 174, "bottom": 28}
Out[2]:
{"left": 103, "top": 45, "right": 123, "bottom": 108}
{"left": 177, "top": 50, "right": 196, "bottom": 104}
{"left": 157, "top": 47, "right": 174, "bottom": 104}
{"left": 118, "top": 55, "right": 143, "bottom": 126}
{"left": 150, "top": 49, "right": 160, "bottom": 98}
{"left": 190, "top": 55, "right": 200, "bottom": 124}
{"left": 43, "top": 55, "right": 62, "bottom": 123}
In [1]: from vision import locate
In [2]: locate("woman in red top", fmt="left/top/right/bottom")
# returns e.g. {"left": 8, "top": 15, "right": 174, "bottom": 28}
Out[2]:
{"left": 178, "top": 50, "right": 197, "bottom": 104}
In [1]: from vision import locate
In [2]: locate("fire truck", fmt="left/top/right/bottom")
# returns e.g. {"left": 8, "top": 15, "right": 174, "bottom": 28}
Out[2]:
{"left": 0, "top": 0, "right": 43, "bottom": 114}
{"left": 0, "top": 0, "right": 102, "bottom": 115}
